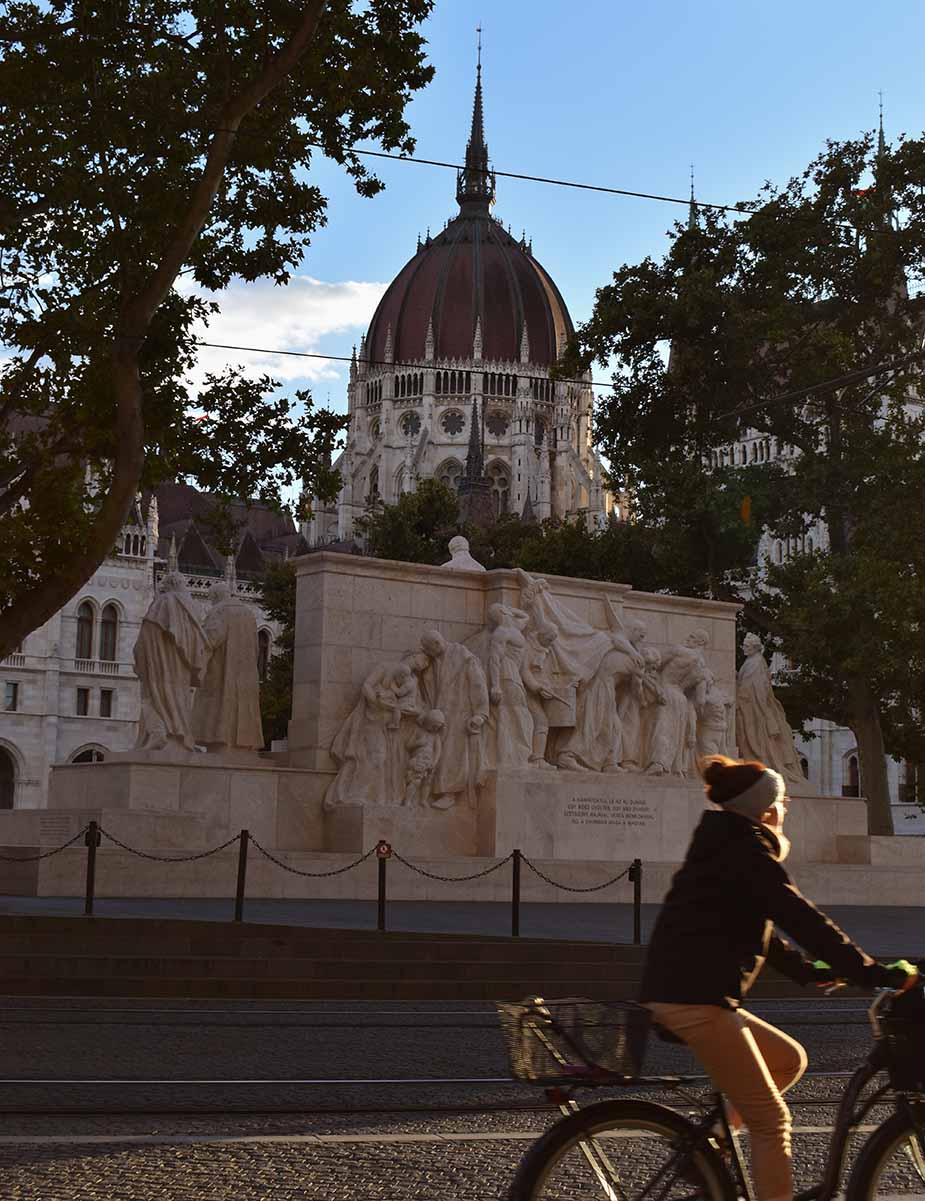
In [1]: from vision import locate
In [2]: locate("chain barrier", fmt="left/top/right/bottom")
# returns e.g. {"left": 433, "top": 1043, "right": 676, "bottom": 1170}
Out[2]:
{"left": 0, "top": 826, "right": 90, "bottom": 862}
{"left": 391, "top": 849, "right": 514, "bottom": 883}
{"left": 97, "top": 827, "right": 242, "bottom": 862}
{"left": 248, "top": 835, "right": 378, "bottom": 878}
{"left": 520, "top": 854, "right": 632, "bottom": 893}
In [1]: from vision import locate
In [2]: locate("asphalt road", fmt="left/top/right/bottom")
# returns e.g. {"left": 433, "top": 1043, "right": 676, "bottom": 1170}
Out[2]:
{"left": 0, "top": 995, "right": 912, "bottom": 1200}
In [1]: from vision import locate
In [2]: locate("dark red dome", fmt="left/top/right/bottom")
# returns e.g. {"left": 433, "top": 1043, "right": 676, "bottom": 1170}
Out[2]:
{"left": 365, "top": 212, "right": 574, "bottom": 368}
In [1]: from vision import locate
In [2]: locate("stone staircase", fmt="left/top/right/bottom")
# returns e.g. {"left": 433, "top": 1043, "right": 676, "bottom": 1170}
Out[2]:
{"left": 0, "top": 915, "right": 833, "bottom": 1001}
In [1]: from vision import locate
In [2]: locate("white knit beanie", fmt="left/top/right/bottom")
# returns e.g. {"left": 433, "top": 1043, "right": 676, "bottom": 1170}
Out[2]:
{"left": 721, "top": 768, "right": 786, "bottom": 821}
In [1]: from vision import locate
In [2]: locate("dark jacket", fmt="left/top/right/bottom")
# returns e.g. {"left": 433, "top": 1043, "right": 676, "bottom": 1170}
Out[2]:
{"left": 639, "top": 809, "right": 893, "bottom": 1008}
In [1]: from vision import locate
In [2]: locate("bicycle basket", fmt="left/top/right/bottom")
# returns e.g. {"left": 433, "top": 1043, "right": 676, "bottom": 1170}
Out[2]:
{"left": 496, "top": 996, "right": 649, "bottom": 1085}
{"left": 883, "top": 987, "right": 925, "bottom": 1095}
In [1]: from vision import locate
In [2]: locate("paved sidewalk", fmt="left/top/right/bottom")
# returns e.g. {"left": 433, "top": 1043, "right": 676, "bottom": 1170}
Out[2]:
{"left": 0, "top": 896, "right": 921, "bottom": 953}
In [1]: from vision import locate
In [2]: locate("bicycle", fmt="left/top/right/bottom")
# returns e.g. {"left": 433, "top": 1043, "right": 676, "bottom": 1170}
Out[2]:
{"left": 498, "top": 986, "right": 925, "bottom": 1201}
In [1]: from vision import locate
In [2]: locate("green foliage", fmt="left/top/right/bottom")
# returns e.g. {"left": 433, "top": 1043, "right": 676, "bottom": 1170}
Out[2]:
{"left": 257, "top": 558, "right": 296, "bottom": 747}
{"left": 356, "top": 478, "right": 461, "bottom": 564}
{"left": 0, "top": 0, "right": 434, "bottom": 638}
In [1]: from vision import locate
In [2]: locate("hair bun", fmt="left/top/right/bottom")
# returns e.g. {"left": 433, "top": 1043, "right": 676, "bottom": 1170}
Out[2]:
{"left": 699, "top": 755, "right": 767, "bottom": 805}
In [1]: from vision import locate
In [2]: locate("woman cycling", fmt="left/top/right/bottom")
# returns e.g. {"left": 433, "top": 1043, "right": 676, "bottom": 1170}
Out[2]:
{"left": 639, "top": 754, "right": 917, "bottom": 1201}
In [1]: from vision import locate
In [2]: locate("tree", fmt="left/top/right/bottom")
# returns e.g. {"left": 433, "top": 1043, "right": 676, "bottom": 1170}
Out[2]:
{"left": 258, "top": 557, "right": 297, "bottom": 747}
{"left": 0, "top": 0, "right": 434, "bottom": 656}
{"left": 567, "top": 131, "right": 925, "bottom": 834}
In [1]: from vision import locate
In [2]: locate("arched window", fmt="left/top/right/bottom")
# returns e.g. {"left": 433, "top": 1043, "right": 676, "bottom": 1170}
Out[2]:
{"left": 258, "top": 629, "right": 271, "bottom": 681}
{"left": 400, "top": 412, "right": 421, "bottom": 438}
{"left": 800, "top": 756, "right": 809, "bottom": 780}
{"left": 807, "top": 536, "right": 814, "bottom": 554}
{"left": 71, "top": 747, "right": 105, "bottom": 764}
{"left": 436, "top": 459, "right": 464, "bottom": 492}
{"left": 365, "top": 467, "right": 380, "bottom": 504}
{"left": 0, "top": 747, "right": 14, "bottom": 809}
{"left": 843, "top": 753, "right": 860, "bottom": 798}
{"left": 99, "top": 604, "right": 118, "bottom": 662}
{"left": 774, "top": 541, "right": 783, "bottom": 565}
{"left": 76, "top": 602, "right": 94, "bottom": 660}
{"left": 487, "top": 462, "right": 511, "bottom": 516}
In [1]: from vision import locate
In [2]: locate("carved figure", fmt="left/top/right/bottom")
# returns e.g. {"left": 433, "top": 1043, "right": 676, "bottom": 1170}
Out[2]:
{"left": 487, "top": 603, "right": 535, "bottom": 769}
{"left": 192, "top": 582, "right": 264, "bottom": 752}
{"left": 419, "top": 630, "right": 489, "bottom": 809}
{"left": 521, "top": 623, "right": 563, "bottom": 769}
{"left": 617, "top": 622, "right": 665, "bottom": 770}
{"left": 440, "top": 534, "right": 486, "bottom": 572}
{"left": 646, "top": 630, "right": 710, "bottom": 777}
{"left": 698, "top": 670, "right": 734, "bottom": 757}
{"left": 134, "top": 572, "right": 209, "bottom": 752}
{"left": 403, "top": 709, "right": 446, "bottom": 806}
{"left": 736, "top": 633, "right": 805, "bottom": 785}
{"left": 324, "top": 660, "right": 419, "bottom": 809}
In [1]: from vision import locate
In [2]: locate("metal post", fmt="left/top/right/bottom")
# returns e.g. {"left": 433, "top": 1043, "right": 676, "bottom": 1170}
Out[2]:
{"left": 630, "top": 858, "right": 642, "bottom": 945}
{"left": 376, "top": 840, "right": 392, "bottom": 932}
{"left": 511, "top": 848, "right": 521, "bottom": 937}
{"left": 234, "top": 830, "right": 249, "bottom": 923}
{"left": 84, "top": 820, "right": 100, "bottom": 916}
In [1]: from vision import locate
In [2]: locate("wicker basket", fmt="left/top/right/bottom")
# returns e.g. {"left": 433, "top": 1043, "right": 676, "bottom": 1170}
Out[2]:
{"left": 496, "top": 996, "right": 650, "bottom": 1085}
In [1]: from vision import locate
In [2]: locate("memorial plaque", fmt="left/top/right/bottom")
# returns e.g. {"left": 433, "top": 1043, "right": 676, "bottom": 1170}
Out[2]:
{"left": 564, "top": 796, "right": 658, "bottom": 832}
{"left": 39, "top": 813, "right": 75, "bottom": 844}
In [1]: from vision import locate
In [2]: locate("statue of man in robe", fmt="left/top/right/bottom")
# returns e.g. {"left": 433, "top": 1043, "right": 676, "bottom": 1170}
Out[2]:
{"left": 134, "top": 572, "right": 210, "bottom": 753}
{"left": 192, "top": 581, "right": 264, "bottom": 753}
{"left": 419, "top": 629, "right": 489, "bottom": 809}
{"left": 736, "top": 633, "right": 805, "bottom": 785}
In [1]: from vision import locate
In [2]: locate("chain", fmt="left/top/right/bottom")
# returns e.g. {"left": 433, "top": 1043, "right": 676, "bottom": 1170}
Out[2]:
{"left": 248, "top": 836, "right": 378, "bottom": 877}
{"left": 520, "top": 855, "right": 632, "bottom": 893}
{"left": 390, "top": 849, "right": 514, "bottom": 882}
{"left": 98, "top": 827, "right": 241, "bottom": 862}
{"left": 0, "top": 826, "right": 90, "bottom": 862}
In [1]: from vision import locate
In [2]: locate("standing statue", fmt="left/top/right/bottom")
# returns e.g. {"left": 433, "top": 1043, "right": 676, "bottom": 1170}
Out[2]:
{"left": 646, "top": 630, "right": 710, "bottom": 777}
{"left": 192, "top": 581, "right": 264, "bottom": 753}
{"left": 134, "top": 572, "right": 210, "bottom": 753}
{"left": 521, "top": 623, "right": 563, "bottom": 769}
{"left": 736, "top": 633, "right": 805, "bottom": 785}
{"left": 440, "top": 535, "right": 486, "bottom": 572}
{"left": 403, "top": 709, "right": 446, "bottom": 806}
{"left": 324, "top": 660, "right": 422, "bottom": 809}
{"left": 419, "top": 630, "right": 489, "bottom": 809}
{"left": 698, "top": 670, "right": 734, "bottom": 757}
{"left": 617, "top": 621, "right": 665, "bottom": 771}
{"left": 487, "top": 603, "right": 535, "bottom": 769}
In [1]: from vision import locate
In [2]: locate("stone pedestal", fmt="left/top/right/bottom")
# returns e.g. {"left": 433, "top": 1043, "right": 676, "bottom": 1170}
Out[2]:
{"left": 325, "top": 802, "right": 479, "bottom": 857}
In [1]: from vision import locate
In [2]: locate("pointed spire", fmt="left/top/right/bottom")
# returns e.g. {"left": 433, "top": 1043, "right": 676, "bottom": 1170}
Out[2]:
{"left": 519, "top": 324, "right": 530, "bottom": 364}
{"left": 472, "top": 315, "right": 483, "bottom": 361}
{"left": 349, "top": 345, "right": 357, "bottom": 380}
{"left": 465, "top": 398, "right": 485, "bottom": 481}
{"left": 167, "top": 533, "right": 178, "bottom": 574}
{"left": 521, "top": 488, "right": 536, "bottom": 523}
{"left": 878, "top": 90, "right": 887, "bottom": 159}
{"left": 424, "top": 316, "right": 435, "bottom": 361}
{"left": 688, "top": 164, "right": 699, "bottom": 231}
{"left": 383, "top": 323, "right": 394, "bottom": 364}
{"left": 456, "top": 32, "right": 495, "bottom": 213}
{"left": 224, "top": 551, "right": 236, "bottom": 590}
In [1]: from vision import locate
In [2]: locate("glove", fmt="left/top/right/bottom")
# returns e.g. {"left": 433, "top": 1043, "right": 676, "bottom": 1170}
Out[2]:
{"left": 885, "top": 959, "right": 920, "bottom": 992}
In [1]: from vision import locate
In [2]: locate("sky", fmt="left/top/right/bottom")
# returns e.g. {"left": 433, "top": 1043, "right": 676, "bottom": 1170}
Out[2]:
{"left": 193, "top": 0, "right": 925, "bottom": 414}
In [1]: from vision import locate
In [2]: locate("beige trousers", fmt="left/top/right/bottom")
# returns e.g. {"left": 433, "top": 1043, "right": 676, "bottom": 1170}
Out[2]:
{"left": 647, "top": 1003, "right": 808, "bottom": 1201}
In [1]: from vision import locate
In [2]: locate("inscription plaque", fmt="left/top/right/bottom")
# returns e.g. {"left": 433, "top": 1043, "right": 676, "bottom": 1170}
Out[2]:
{"left": 563, "top": 795, "right": 657, "bottom": 831}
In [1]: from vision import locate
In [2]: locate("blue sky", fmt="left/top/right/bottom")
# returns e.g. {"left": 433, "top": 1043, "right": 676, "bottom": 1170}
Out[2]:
{"left": 193, "top": 0, "right": 925, "bottom": 410}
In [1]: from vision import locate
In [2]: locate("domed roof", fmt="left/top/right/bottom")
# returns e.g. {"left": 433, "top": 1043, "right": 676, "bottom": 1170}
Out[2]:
{"left": 364, "top": 63, "right": 574, "bottom": 369}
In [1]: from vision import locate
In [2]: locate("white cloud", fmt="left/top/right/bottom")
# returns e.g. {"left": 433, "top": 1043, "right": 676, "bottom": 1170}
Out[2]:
{"left": 181, "top": 274, "right": 387, "bottom": 394}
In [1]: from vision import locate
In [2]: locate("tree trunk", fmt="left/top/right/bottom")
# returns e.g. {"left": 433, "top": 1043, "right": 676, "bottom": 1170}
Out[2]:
{"left": 846, "top": 672, "right": 894, "bottom": 835}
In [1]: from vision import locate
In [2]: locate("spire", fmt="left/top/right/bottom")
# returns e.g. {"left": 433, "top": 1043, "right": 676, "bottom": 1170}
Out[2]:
{"left": 456, "top": 30, "right": 496, "bottom": 213}
{"left": 349, "top": 345, "right": 357, "bottom": 381}
{"left": 424, "top": 317, "right": 435, "bottom": 361}
{"left": 519, "top": 323, "right": 530, "bottom": 364}
{"left": 877, "top": 90, "right": 886, "bottom": 159}
{"left": 688, "top": 164, "right": 699, "bottom": 231}
{"left": 521, "top": 488, "right": 536, "bottom": 523}
{"left": 465, "top": 398, "right": 485, "bottom": 481}
{"left": 383, "top": 323, "right": 394, "bottom": 364}
{"left": 167, "top": 533, "right": 178, "bottom": 574}
{"left": 472, "top": 315, "right": 483, "bottom": 361}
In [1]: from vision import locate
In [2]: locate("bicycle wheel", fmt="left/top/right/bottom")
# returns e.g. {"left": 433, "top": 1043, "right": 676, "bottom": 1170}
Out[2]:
{"left": 508, "top": 1098, "right": 736, "bottom": 1201}
{"left": 847, "top": 1109, "right": 925, "bottom": 1200}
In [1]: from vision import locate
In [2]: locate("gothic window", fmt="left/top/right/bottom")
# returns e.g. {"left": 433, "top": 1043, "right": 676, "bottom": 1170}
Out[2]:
{"left": 72, "top": 747, "right": 105, "bottom": 763}
{"left": 437, "top": 459, "right": 463, "bottom": 492}
{"left": 487, "top": 462, "right": 511, "bottom": 516}
{"left": 400, "top": 412, "right": 421, "bottom": 438}
{"left": 369, "top": 419, "right": 381, "bottom": 440}
{"left": 441, "top": 410, "right": 465, "bottom": 436}
{"left": 534, "top": 417, "right": 546, "bottom": 447}
{"left": 800, "top": 756, "right": 809, "bottom": 780}
{"left": 842, "top": 753, "right": 860, "bottom": 798}
{"left": 486, "top": 411, "right": 509, "bottom": 439}
{"left": 807, "top": 535, "right": 814, "bottom": 554}
{"left": 257, "top": 629, "right": 271, "bottom": 681}
{"left": 773, "top": 541, "right": 783, "bottom": 564}
{"left": 365, "top": 467, "right": 380, "bottom": 504}
{"left": 99, "top": 605, "right": 118, "bottom": 662}
{"left": 76, "top": 602, "right": 94, "bottom": 660}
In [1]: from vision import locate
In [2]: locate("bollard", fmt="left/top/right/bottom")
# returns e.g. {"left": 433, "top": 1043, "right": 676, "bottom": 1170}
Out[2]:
{"left": 511, "top": 849, "right": 521, "bottom": 938}
{"left": 629, "top": 858, "right": 643, "bottom": 945}
{"left": 375, "top": 840, "right": 392, "bottom": 932}
{"left": 84, "top": 820, "right": 101, "bottom": 916}
{"left": 234, "top": 829, "right": 249, "bottom": 923}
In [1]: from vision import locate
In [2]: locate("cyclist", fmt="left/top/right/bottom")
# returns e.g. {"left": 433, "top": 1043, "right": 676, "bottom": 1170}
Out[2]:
{"left": 639, "top": 754, "right": 918, "bottom": 1201}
